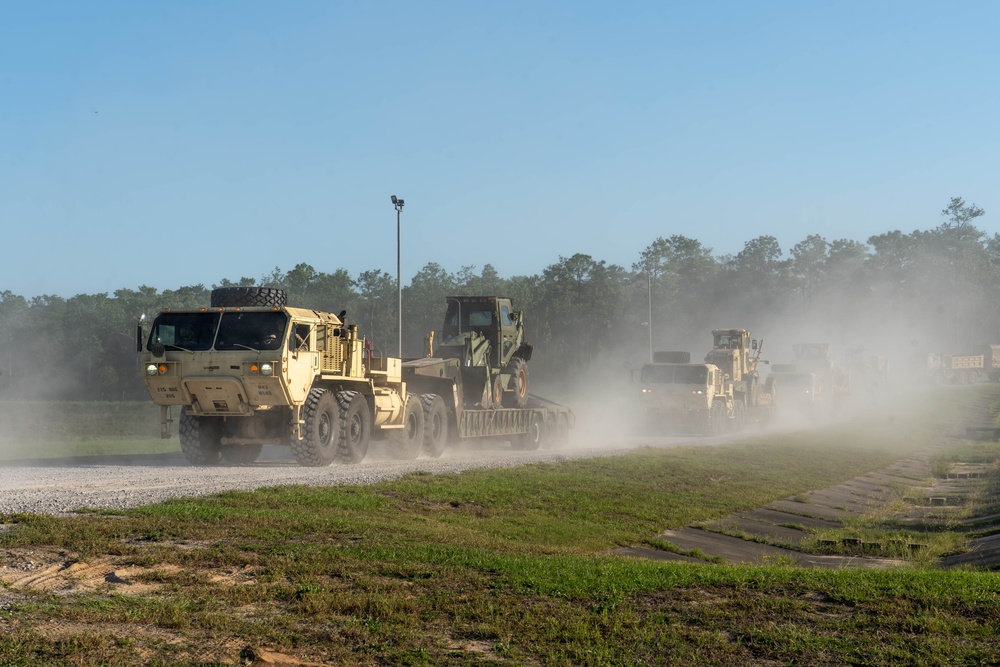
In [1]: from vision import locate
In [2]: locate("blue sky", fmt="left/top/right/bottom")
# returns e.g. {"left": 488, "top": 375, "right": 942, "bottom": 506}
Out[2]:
{"left": 1, "top": 1, "right": 997, "bottom": 298}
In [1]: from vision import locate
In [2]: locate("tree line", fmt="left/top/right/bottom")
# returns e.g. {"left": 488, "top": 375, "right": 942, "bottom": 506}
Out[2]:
{"left": 0, "top": 197, "right": 996, "bottom": 401}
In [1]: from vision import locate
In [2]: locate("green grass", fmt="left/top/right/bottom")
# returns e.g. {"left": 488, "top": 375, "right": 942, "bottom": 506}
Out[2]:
{"left": 0, "top": 400, "right": 174, "bottom": 460}
{"left": 1, "top": 386, "right": 999, "bottom": 664}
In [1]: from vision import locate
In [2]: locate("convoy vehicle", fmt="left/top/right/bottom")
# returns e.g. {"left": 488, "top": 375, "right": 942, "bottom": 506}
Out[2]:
{"left": 767, "top": 363, "right": 823, "bottom": 421}
{"left": 926, "top": 345, "right": 1000, "bottom": 384}
{"left": 637, "top": 329, "right": 776, "bottom": 435}
{"left": 138, "top": 287, "right": 432, "bottom": 466}
{"left": 402, "top": 296, "right": 573, "bottom": 452}
{"left": 791, "top": 342, "right": 851, "bottom": 406}
{"left": 845, "top": 347, "right": 889, "bottom": 391}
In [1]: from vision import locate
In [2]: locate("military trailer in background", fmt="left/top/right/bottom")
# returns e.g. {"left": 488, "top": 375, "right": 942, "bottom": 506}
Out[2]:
{"left": 925, "top": 346, "right": 1000, "bottom": 384}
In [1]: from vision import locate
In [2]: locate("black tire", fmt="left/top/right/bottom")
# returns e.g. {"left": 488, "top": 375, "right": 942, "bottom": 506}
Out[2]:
{"left": 502, "top": 357, "right": 529, "bottom": 408}
{"left": 222, "top": 443, "right": 263, "bottom": 465}
{"left": 336, "top": 391, "right": 371, "bottom": 464}
{"left": 732, "top": 400, "right": 746, "bottom": 433}
{"left": 514, "top": 412, "right": 543, "bottom": 451}
{"left": 179, "top": 409, "right": 223, "bottom": 465}
{"left": 552, "top": 412, "right": 570, "bottom": 446}
{"left": 386, "top": 396, "right": 425, "bottom": 460}
{"left": 420, "top": 394, "right": 448, "bottom": 458}
{"left": 210, "top": 287, "right": 288, "bottom": 308}
{"left": 703, "top": 401, "right": 726, "bottom": 437}
{"left": 292, "top": 388, "right": 340, "bottom": 467}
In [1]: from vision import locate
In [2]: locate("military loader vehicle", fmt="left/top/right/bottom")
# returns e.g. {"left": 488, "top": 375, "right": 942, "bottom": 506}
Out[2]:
{"left": 138, "top": 287, "right": 432, "bottom": 466}
{"left": 637, "top": 329, "right": 776, "bottom": 436}
{"left": 401, "top": 296, "right": 573, "bottom": 453}
{"left": 432, "top": 296, "right": 534, "bottom": 408}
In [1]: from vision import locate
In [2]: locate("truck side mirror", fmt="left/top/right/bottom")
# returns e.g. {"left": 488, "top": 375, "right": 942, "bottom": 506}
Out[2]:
{"left": 136, "top": 322, "right": 144, "bottom": 353}
{"left": 752, "top": 339, "right": 758, "bottom": 350}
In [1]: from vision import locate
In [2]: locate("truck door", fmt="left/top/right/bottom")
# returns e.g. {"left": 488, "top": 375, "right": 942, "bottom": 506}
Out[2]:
{"left": 499, "top": 302, "right": 516, "bottom": 363}
{"left": 285, "top": 321, "right": 319, "bottom": 404}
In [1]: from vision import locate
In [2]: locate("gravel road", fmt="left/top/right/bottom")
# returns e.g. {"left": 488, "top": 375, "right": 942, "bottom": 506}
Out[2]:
{"left": 0, "top": 436, "right": 700, "bottom": 516}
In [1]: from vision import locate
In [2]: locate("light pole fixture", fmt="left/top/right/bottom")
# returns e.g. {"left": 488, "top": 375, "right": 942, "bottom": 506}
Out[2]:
{"left": 647, "top": 269, "right": 653, "bottom": 363}
{"left": 391, "top": 195, "right": 405, "bottom": 358}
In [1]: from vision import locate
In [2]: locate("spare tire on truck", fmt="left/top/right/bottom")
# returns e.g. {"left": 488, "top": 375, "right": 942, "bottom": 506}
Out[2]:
{"left": 210, "top": 287, "right": 288, "bottom": 308}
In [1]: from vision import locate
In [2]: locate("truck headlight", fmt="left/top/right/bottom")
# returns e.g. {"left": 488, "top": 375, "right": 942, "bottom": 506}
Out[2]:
{"left": 146, "top": 364, "right": 158, "bottom": 376}
{"left": 260, "top": 363, "right": 273, "bottom": 376}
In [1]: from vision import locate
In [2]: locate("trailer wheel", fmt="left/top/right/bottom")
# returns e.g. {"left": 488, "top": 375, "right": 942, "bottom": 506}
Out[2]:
{"left": 514, "top": 413, "right": 543, "bottom": 451}
{"left": 210, "top": 287, "right": 287, "bottom": 308}
{"left": 502, "top": 357, "right": 529, "bottom": 408}
{"left": 179, "top": 409, "right": 223, "bottom": 465}
{"left": 386, "top": 395, "right": 425, "bottom": 460}
{"left": 222, "top": 443, "right": 263, "bottom": 465}
{"left": 292, "top": 388, "right": 340, "bottom": 467}
{"left": 420, "top": 394, "right": 448, "bottom": 458}
{"left": 336, "top": 391, "right": 371, "bottom": 464}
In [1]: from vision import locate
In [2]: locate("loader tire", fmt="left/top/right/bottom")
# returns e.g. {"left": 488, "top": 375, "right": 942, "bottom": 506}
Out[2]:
{"left": 386, "top": 395, "right": 425, "bottom": 460}
{"left": 179, "top": 409, "right": 223, "bottom": 465}
{"left": 292, "top": 388, "right": 340, "bottom": 467}
{"left": 420, "top": 394, "right": 449, "bottom": 458}
{"left": 210, "top": 287, "right": 288, "bottom": 308}
{"left": 703, "top": 402, "right": 726, "bottom": 437}
{"left": 502, "top": 357, "right": 529, "bottom": 408}
{"left": 336, "top": 391, "right": 371, "bottom": 464}
{"left": 731, "top": 400, "right": 746, "bottom": 433}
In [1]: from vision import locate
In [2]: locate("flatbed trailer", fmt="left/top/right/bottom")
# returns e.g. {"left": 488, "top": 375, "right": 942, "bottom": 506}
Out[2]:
{"left": 402, "top": 357, "right": 574, "bottom": 451}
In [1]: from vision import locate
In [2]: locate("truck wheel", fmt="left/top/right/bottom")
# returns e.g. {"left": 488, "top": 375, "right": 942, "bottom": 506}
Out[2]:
{"left": 420, "top": 394, "right": 448, "bottom": 458}
{"left": 292, "top": 388, "right": 340, "bottom": 467}
{"left": 553, "top": 413, "right": 570, "bottom": 446}
{"left": 514, "top": 413, "right": 544, "bottom": 451}
{"left": 179, "top": 409, "right": 223, "bottom": 465}
{"left": 502, "top": 357, "right": 529, "bottom": 408}
{"left": 222, "top": 443, "right": 263, "bottom": 465}
{"left": 703, "top": 402, "right": 726, "bottom": 437}
{"left": 386, "top": 396, "right": 425, "bottom": 460}
{"left": 336, "top": 391, "right": 371, "bottom": 464}
{"left": 210, "top": 287, "right": 288, "bottom": 308}
{"left": 732, "top": 400, "right": 746, "bottom": 433}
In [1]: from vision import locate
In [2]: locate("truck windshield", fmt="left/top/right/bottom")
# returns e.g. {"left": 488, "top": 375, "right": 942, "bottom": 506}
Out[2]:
{"left": 147, "top": 311, "right": 289, "bottom": 352}
{"left": 641, "top": 364, "right": 708, "bottom": 384}
{"left": 147, "top": 312, "right": 220, "bottom": 351}
{"left": 444, "top": 302, "right": 496, "bottom": 331}
{"left": 215, "top": 311, "right": 288, "bottom": 351}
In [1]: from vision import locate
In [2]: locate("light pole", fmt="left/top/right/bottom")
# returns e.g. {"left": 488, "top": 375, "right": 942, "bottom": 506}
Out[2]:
{"left": 391, "top": 195, "right": 405, "bottom": 358}
{"left": 647, "top": 269, "right": 653, "bottom": 363}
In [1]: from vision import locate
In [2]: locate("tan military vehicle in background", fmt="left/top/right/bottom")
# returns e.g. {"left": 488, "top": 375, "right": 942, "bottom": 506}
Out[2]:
{"left": 138, "top": 287, "right": 428, "bottom": 466}
{"left": 637, "top": 328, "right": 776, "bottom": 435}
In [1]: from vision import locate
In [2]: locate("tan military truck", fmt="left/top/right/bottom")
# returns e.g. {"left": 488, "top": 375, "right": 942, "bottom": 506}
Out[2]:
{"left": 791, "top": 343, "right": 850, "bottom": 406}
{"left": 767, "top": 363, "right": 823, "bottom": 421}
{"left": 137, "top": 287, "right": 429, "bottom": 466}
{"left": 637, "top": 329, "right": 776, "bottom": 436}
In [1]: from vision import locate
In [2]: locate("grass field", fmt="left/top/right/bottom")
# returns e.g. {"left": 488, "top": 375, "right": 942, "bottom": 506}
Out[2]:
{"left": 0, "top": 401, "right": 177, "bottom": 460}
{"left": 1, "top": 386, "right": 999, "bottom": 665}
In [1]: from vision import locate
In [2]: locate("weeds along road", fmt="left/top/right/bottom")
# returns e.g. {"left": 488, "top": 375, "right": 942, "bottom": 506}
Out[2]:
{"left": 0, "top": 431, "right": 727, "bottom": 516}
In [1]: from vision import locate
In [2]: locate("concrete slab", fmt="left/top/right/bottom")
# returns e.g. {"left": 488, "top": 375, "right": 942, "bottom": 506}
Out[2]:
{"left": 703, "top": 517, "right": 811, "bottom": 547}
{"left": 740, "top": 508, "right": 841, "bottom": 531}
